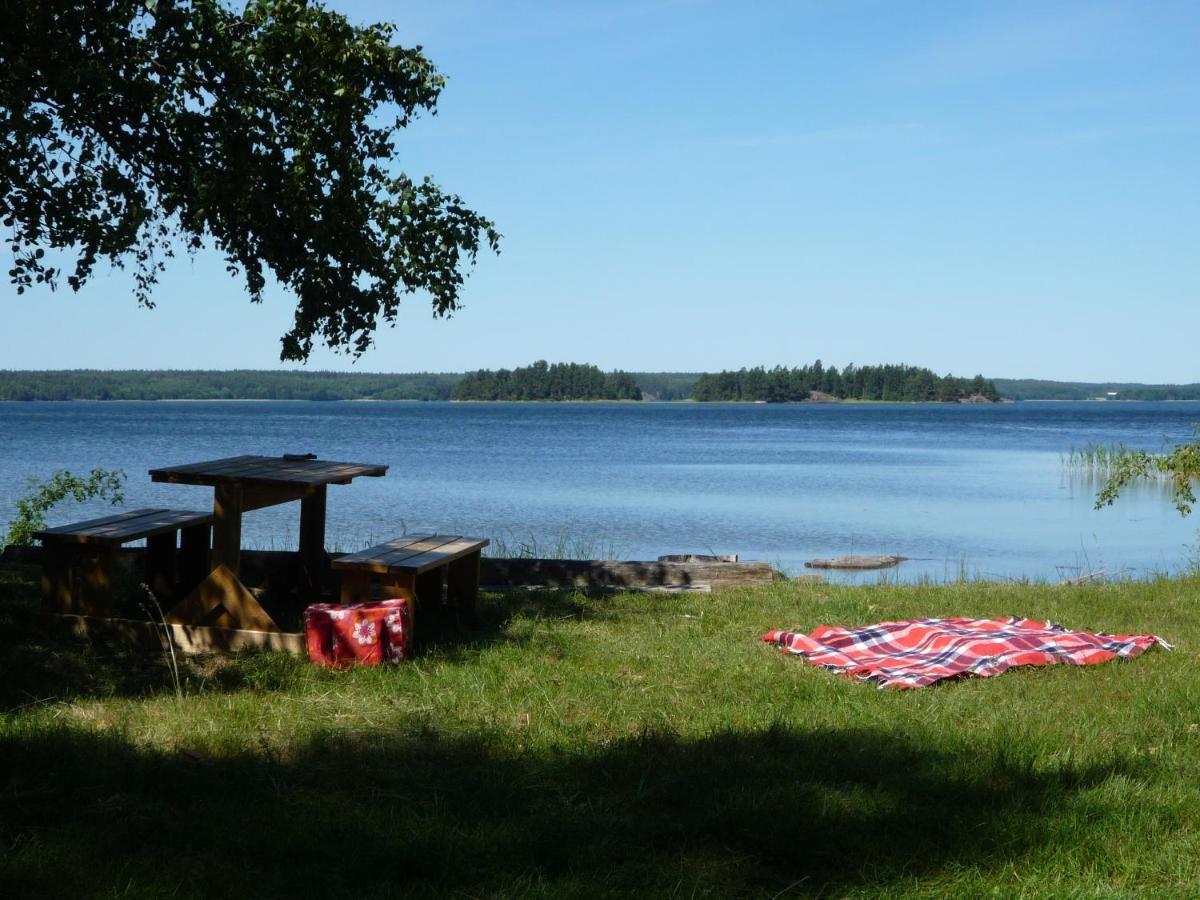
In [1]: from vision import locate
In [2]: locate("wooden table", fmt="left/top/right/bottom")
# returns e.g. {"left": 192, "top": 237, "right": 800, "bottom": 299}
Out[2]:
{"left": 149, "top": 455, "right": 387, "bottom": 632}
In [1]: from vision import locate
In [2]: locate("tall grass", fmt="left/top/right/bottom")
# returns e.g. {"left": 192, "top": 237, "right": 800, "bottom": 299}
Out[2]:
{"left": 1062, "top": 442, "right": 1167, "bottom": 477}
{"left": 484, "top": 525, "right": 624, "bottom": 560}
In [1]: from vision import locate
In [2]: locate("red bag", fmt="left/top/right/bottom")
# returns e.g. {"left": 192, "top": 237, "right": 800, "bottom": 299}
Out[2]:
{"left": 303, "top": 599, "right": 412, "bottom": 668}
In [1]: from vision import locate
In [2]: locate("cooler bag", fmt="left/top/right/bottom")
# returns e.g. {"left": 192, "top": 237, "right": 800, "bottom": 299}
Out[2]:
{"left": 303, "top": 598, "right": 412, "bottom": 668}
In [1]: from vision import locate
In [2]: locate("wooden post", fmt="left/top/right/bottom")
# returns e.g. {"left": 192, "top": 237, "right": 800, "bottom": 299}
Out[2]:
{"left": 146, "top": 532, "right": 177, "bottom": 602}
{"left": 79, "top": 545, "right": 116, "bottom": 617}
{"left": 178, "top": 523, "right": 210, "bottom": 599}
{"left": 41, "top": 544, "right": 76, "bottom": 614}
{"left": 446, "top": 550, "right": 481, "bottom": 626}
{"left": 339, "top": 571, "right": 374, "bottom": 605}
{"left": 298, "top": 484, "right": 328, "bottom": 600}
{"left": 212, "top": 483, "right": 244, "bottom": 576}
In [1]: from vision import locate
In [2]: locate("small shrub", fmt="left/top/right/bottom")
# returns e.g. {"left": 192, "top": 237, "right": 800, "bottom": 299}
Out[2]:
{"left": 3, "top": 468, "right": 126, "bottom": 549}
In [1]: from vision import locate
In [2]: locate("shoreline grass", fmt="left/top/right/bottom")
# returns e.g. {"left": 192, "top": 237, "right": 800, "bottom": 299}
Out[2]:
{"left": 1062, "top": 442, "right": 1170, "bottom": 477}
{"left": 2, "top": 560, "right": 1198, "bottom": 897}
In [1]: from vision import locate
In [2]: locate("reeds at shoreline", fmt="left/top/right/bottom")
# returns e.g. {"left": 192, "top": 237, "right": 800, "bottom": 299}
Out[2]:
{"left": 1061, "top": 442, "right": 1168, "bottom": 477}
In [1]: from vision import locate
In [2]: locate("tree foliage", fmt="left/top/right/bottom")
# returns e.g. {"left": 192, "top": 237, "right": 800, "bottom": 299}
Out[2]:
{"left": 0, "top": 368, "right": 461, "bottom": 400}
{"left": 1096, "top": 438, "right": 1200, "bottom": 516}
{"left": 994, "top": 380, "right": 1200, "bottom": 401}
{"left": 454, "top": 361, "right": 642, "bottom": 402}
{"left": 3, "top": 468, "right": 126, "bottom": 548}
{"left": 1, "top": 0, "right": 498, "bottom": 360}
{"left": 691, "top": 362, "right": 1001, "bottom": 403}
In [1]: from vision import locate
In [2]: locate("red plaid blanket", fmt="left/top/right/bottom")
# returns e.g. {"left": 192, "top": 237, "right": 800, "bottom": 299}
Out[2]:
{"left": 762, "top": 617, "right": 1171, "bottom": 689}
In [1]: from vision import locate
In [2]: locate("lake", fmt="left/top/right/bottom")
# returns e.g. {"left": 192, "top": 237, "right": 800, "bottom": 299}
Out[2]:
{"left": 1, "top": 400, "right": 1197, "bottom": 582}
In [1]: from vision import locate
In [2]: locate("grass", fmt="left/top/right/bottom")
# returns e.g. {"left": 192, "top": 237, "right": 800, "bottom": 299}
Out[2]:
{"left": 484, "top": 525, "right": 625, "bottom": 561}
{"left": 1062, "top": 442, "right": 1168, "bottom": 477}
{"left": 1, "top": 559, "right": 1199, "bottom": 897}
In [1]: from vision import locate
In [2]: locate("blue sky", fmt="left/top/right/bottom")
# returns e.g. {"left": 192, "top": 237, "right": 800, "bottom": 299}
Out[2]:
{"left": 3, "top": 0, "right": 1198, "bottom": 380}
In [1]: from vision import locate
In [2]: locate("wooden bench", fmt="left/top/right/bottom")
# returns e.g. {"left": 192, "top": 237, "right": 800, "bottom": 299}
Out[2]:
{"left": 35, "top": 508, "right": 213, "bottom": 616}
{"left": 332, "top": 534, "right": 489, "bottom": 625}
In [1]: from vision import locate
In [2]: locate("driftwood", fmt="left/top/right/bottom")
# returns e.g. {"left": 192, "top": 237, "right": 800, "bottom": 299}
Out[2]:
{"left": 657, "top": 553, "right": 738, "bottom": 563}
{"left": 804, "top": 555, "right": 907, "bottom": 570}
{"left": 480, "top": 558, "right": 775, "bottom": 590}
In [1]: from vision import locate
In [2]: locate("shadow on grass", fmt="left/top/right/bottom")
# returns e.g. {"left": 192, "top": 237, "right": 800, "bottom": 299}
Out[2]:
{"left": 0, "top": 559, "right": 598, "bottom": 708}
{"left": 0, "top": 722, "right": 1140, "bottom": 898}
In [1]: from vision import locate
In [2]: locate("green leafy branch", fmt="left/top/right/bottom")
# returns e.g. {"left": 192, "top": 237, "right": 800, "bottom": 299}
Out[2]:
{"left": 3, "top": 468, "right": 126, "bottom": 549}
{"left": 1095, "top": 436, "right": 1200, "bottom": 516}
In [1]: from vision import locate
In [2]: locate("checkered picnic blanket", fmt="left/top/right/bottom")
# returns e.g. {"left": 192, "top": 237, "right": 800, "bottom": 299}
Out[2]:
{"left": 762, "top": 617, "right": 1171, "bottom": 689}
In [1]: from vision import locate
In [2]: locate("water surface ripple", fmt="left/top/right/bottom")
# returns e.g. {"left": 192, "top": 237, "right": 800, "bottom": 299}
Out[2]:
{"left": 1, "top": 400, "right": 1197, "bottom": 582}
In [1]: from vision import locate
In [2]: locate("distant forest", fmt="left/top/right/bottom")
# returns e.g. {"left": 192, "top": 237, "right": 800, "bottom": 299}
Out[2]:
{"left": 2, "top": 369, "right": 1196, "bottom": 403}
{"left": 453, "top": 361, "right": 641, "bottom": 401}
{"left": 691, "top": 363, "right": 1001, "bottom": 403}
{"left": 0, "top": 370, "right": 460, "bottom": 401}
{"left": 991, "top": 379, "right": 1200, "bottom": 402}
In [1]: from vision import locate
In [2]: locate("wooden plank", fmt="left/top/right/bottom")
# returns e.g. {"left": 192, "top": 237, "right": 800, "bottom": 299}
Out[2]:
{"left": 149, "top": 455, "right": 263, "bottom": 483}
{"left": 297, "top": 484, "right": 327, "bottom": 599}
{"left": 211, "top": 483, "right": 243, "bottom": 575}
{"left": 178, "top": 522, "right": 210, "bottom": 598}
{"left": 392, "top": 538, "right": 490, "bottom": 575}
{"left": 163, "top": 563, "right": 280, "bottom": 632}
{"left": 150, "top": 456, "right": 388, "bottom": 488}
{"left": 333, "top": 535, "right": 459, "bottom": 573}
{"left": 330, "top": 534, "right": 444, "bottom": 571}
{"left": 79, "top": 544, "right": 116, "bottom": 616}
{"left": 49, "top": 510, "right": 212, "bottom": 545}
{"left": 366, "top": 535, "right": 463, "bottom": 570}
{"left": 478, "top": 558, "right": 777, "bottom": 590}
{"left": 241, "top": 484, "right": 314, "bottom": 511}
{"left": 44, "top": 613, "right": 305, "bottom": 656}
{"left": 35, "top": 508, "right": 167, "bottom": 541}
{"left": 804, "top": 555, "right": 907, "bottom": 570}
{"left": 446, "top": 550, "right": 481, "bottom": 625}
{"left": 40, "top": 543, "right": 76, "bottom": 613}
{"left": 333, "top": 535, "right": 487, "bottom": 575}
{"left": 146, "top": 531, "right": 177, "bottom": 601}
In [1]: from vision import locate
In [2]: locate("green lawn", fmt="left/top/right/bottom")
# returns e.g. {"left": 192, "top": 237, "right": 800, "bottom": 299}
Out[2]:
{"left": 1, "top": 560, "right": 1197, "bottom": 898}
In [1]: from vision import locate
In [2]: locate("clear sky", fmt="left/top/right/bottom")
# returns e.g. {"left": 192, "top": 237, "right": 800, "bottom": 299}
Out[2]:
{"left": 3, "top": 0, "right": 1197, "bottom": 381}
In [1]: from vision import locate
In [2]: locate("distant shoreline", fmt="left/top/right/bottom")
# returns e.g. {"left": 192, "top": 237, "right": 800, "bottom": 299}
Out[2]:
{"left": 3, "top": 368, "right": 1200, "bottom": 403}
{"left": 6, "top": 397, "right": 1200, "bottom": 405}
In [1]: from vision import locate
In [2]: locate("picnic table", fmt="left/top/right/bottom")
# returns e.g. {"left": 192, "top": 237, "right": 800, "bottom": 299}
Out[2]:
{"left": 149, "top": 455, "right": 387, "bottom": 632}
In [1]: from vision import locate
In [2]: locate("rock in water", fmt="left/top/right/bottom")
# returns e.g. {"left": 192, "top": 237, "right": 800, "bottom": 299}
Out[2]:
{"left": 658, "top": 553, "right": 738, "bottom": 563}
{"left": 804, "top": 555, "right": 907, "bottom": 570}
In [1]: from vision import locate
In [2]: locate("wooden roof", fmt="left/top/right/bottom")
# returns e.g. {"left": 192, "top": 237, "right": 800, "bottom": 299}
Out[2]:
{"left": 149, "top": 455, "right": 388, "bottom": 488}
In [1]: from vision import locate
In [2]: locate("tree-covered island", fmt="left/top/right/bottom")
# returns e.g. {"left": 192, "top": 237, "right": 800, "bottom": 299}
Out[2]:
{"left": 453, "top": 361, "right": 641, "bottom": 401}
{"left": 691, "top": 362, "right": 1001, "bottom": 403}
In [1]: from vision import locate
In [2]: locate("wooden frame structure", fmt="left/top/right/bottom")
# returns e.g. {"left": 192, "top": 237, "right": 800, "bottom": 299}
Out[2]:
{"left": 149, "top": 455, "right": 387, "bottom": 633}
{"left": 333, "top": 534, "right": 489, "bottom": 627}
{"left": 36, "top": 508, "right": 212, "bottom": 615}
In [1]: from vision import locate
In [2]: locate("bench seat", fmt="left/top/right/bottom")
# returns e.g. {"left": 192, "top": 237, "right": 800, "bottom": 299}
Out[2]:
{"left": 35, "top": 508, "right": 213, "bottom": 545}
{"left": 332, "top": 534, "right": 488, "bottom": 623}
{"left": 36, "top": 508, "right": 213, "bottom": 615}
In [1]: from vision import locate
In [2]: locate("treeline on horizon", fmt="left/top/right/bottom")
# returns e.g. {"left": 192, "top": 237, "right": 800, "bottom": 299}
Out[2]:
{"left": 3, "top": 368, "right": 1199, "bottom": 403}
{"left": 991, "top": 379, "right": 1200, "bottom": 402}
{"left": 0, "top": 369, "right": 461, "bottom": 401}
{"left": 692, "top": 363, "right": 1001, "bottom": 403}
{"left": 453, "top": 361, "right": 641, "bottom": 401}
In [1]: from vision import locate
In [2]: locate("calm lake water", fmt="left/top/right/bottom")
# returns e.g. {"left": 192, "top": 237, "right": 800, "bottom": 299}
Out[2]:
{"left": 1, "top": 400, "right": 1198, "bottom": 582}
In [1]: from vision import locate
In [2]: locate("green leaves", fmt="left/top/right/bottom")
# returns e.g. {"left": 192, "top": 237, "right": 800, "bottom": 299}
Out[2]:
{"left": 3, "top": 468, "right": 126, "bottom": 549}
{"left": 1096, "top": 432, "right": 1200, "bottom": 516}
{"left": 1, "top": 0, "right": 498, "bottom": 360}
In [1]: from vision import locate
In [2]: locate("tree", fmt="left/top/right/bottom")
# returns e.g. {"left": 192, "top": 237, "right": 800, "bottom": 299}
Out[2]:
{"left": 3, "top": 468, "right": 125, "bottom": 548}
{"left": 1097, "top": 438, "right": 1200, "bottom": 516}
{"left": 1, "top": 0, "right": 499, "bottom": 361}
